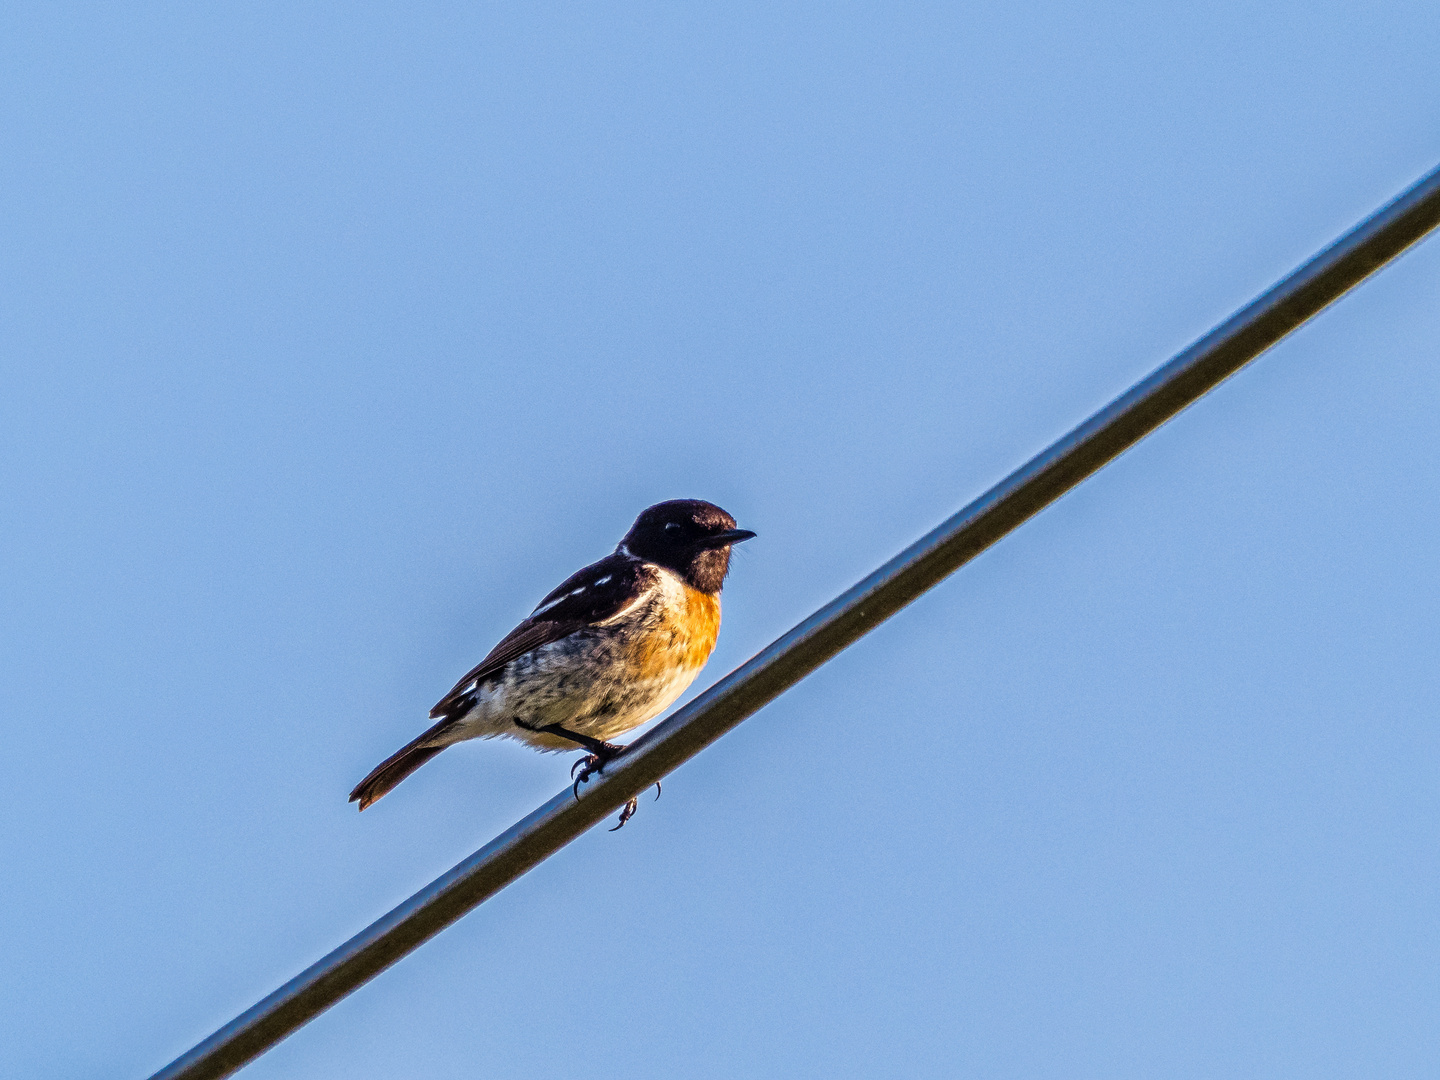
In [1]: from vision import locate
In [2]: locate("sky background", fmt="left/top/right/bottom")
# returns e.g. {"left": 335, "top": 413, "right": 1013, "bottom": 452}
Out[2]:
{"left": 4, "top": 2, "right": 1440, "bottom": 1078}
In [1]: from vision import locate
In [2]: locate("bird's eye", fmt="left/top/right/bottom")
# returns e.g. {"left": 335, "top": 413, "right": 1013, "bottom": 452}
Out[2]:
{"left": 664, "top": 522, "right": 683, "bottom": 535}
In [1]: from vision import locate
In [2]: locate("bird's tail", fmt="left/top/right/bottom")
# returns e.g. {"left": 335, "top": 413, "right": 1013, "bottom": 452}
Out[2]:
{"left": 349, "top": 721, "right": 453, "bottom": 810}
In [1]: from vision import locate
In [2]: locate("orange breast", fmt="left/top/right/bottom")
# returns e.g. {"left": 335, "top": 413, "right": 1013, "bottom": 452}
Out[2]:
{"left": 631, "top": 583, "right": 722, "bottom": 681}
{"left": 680, "top": 586, "right": 722, "bottom": 667}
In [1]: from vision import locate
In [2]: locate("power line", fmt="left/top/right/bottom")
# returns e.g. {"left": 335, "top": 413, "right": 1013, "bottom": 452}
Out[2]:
{"left": 147, "top": 162, "right": 1440, "bottom": 1080}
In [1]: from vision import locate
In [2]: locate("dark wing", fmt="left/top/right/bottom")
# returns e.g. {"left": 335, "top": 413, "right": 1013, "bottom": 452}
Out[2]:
{"left": 428, "top": 553, "right": 654, "bottom": 720}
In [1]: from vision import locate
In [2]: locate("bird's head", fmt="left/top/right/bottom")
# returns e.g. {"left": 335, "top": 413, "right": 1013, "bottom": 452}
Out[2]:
{"left": 620, "top": 500, "right": 755, "bottom": 594}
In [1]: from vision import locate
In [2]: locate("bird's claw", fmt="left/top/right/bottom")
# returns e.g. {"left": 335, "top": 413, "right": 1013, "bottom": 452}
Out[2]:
{"left": 610, "top": 797, "right": 639, "bottom": 830}
{"left": 569, "top": 749, "right": 661, "bottom": 828}
{"left": 606, "top": 781, "right": 662, "bottom": 830}
{"left": 571, "top": 753, "right": 603, "bottom": 799}
{"left": 571, "top": 746, "right": 624, "bottom": 799}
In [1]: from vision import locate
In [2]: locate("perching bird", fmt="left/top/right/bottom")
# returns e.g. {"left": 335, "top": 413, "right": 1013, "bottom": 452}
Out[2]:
{"left": 349, "top": 499, "right": 754, "bottom": 828}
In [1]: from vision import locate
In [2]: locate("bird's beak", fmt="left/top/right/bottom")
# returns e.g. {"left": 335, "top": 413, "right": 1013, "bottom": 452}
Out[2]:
{"left": 697, "top": 528, "right": 757, "bottom": 550}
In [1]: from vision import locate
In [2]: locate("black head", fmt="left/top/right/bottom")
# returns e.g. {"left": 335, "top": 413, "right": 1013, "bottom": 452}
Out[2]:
{"left": 619, "top": 499, "right": 756, "bottom": 594}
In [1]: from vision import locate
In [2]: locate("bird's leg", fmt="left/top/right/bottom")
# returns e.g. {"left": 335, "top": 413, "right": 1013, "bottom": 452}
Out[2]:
{"left": 532, "top": 724, "right": 627, "bottom": 798}
{"left": 531, "top": 723, "right": 660, "bottom": 829}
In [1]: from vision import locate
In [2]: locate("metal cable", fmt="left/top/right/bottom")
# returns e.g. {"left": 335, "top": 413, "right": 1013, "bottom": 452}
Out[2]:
{"left": 148, "top": 162, "right": 1440, "bottom": 1080}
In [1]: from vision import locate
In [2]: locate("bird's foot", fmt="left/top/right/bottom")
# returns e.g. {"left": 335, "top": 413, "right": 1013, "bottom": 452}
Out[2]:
{"left": 570, "top": 742, "right": 626, "bottom": 799}
{"left": 568, "top": 745, "right": 662, "bottom": 829}
{"left": 606, "top": 781, "right": 662, "bottom": 831}
{"left": 610, "top": 797, "right": 639, "bottom": 830}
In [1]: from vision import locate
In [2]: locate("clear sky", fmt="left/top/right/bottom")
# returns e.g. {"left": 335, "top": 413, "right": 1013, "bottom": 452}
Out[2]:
{"left": 4, "top": 3, "right": 1440, "bottom": 1078}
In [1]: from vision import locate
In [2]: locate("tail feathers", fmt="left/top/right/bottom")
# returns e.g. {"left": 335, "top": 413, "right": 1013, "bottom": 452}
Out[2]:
{"left": 349, "top": 725, "right": 452, "bottom": 810}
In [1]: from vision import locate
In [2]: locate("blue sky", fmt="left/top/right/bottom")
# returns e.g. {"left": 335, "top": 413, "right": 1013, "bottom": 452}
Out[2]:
{"left": 4, "top": 3, "right": 1440, "bottom": 1077}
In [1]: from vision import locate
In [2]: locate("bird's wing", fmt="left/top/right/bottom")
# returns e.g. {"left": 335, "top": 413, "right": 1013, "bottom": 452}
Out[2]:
{"left": 428, "top": 553, "right": 655, "bottom": 720}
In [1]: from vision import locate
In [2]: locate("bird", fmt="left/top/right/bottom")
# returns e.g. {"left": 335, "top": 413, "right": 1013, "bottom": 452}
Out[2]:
{"left": 349, "top": 499, "right": 755, "bottom": 828}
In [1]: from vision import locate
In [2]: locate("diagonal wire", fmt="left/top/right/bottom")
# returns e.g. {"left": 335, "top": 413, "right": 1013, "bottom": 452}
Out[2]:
{"left": 147, "top": 162, "right": 1440, "bottom": 1080}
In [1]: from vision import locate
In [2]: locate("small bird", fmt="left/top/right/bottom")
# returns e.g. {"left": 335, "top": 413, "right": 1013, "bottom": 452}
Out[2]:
{"left": 349, "top": 499, "right": 754, "bottom": 828}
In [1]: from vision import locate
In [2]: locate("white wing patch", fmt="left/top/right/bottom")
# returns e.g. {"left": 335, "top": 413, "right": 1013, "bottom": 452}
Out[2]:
{"left": 593, "top": 580, "right": 657, "bottom": 626}
{"left": 532, "top": 588, "right": 581, "bottom": 617}
{"left": 530, "top": 580, "right": 605, "bottom": 617}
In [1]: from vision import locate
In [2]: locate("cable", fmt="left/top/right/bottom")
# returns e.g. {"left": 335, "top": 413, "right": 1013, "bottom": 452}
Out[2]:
{"left": 147, "top": 162, "right": 1440, "bottom": 1080}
